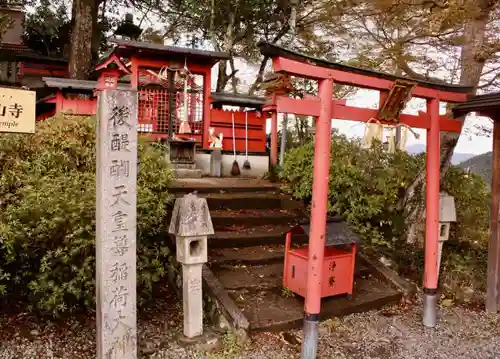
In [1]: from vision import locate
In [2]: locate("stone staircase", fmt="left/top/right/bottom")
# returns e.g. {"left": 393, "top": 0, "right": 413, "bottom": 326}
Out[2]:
{"left": 168, "top": 178, "right": 409, "bottom": 332}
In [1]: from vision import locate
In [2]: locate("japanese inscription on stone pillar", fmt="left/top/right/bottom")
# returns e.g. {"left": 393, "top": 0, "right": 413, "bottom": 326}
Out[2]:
{"left": 96, "top": 90, "right": 138, "bottom": 359}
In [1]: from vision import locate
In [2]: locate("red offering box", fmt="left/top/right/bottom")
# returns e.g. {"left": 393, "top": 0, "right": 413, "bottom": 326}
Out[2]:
{"left": 283, "top": 220, "right": 358, "bottom": 299}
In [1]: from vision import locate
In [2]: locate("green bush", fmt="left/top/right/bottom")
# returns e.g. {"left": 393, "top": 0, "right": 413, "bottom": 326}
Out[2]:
{"left": 0, "top": 115, "right": 173, "bottom": 315}
{"left": 280, "top": 135, "right": 420, "bottom": 247}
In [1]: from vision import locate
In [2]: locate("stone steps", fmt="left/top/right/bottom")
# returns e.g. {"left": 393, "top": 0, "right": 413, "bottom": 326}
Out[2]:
{"left": 167, "top": 177, "right": 408, "bottom": 334}
{"left": 208, "top": 252, "right": 399, "bottom": 332}
{"left": 209, "top": 245, "right": 288, "bottom": 266}
{"left": 169, "top": 177, "right": 280, "bottom": 195}
{"left": 234, "top": 276, "right": 401, "bottom": 332}
{"left": 210, "top": 208, "right": 306, "bottom": 227}
{"left": 171, "top": 192, "right": 302, "bottom": 211}
{"left": 208, "top": 224, "right": 308, "bottom": 248}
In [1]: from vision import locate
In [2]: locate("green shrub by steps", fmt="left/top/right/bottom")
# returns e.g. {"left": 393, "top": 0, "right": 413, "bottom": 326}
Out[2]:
{"left": 0, "top": 115, "right": 173, "bottom": 316}
{"left": 280, "top": 135, "right": 490, "bottom": 299}
{"left": 280, "top": 135, "right": 421, "bottom": 246}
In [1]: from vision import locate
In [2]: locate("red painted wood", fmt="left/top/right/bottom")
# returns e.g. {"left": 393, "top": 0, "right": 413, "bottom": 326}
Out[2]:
{"left": 95, "top": 53, "right": 131, "bottom": 74}
{"left": 203, "top": 70, "right": 212, "bottom": 149}
{"left": 283, "top": 245, "right": 356, "bottom": 298}
{"left": 130, "top": 57, "right": 139, "bottom": 89}
{"left": 424, "top": 98, "right": 440, "bottom": 291}
{"left": 55, "top": 92, "right": 64, "bottom": 111}
{"left": 19, "top": 62, "right": 68, "bottom": 78}
{"left": 37, "top": 92, "right": 96, "bottom": 119}
{"left": 129, "top": 58, "right": 211, "bottom": 75}
{"left": 209, "top": 109, "right": 266, "bottom": 152}
{"left": 273, "top": 57, "right": 332, "bottom": 80}
{"left": 269, "top": 96, "right": 462, "bottom": 133}
{"left": 305, "top": 78, "right": 333, "bottom": 315}
{"left": 36, "top": 109, "right": 56, "bottom": 121}
{"left": 273, "top": 57, "right": 468, "bottom": 103}
{"left": 59, "top": 96, "right": 97, "bottom": 116}
{"left": 269, "top": 96, "right": 346, "bottom": 117}
{"left": 130, "top": 56, "right": 212, "bottom": 146}
{"left": 97, "top": 69, "right": 120, "bottom": 90}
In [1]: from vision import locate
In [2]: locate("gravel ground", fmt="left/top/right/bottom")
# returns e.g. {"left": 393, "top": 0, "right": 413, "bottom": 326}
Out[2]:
{"left": 1, "top": 296, "right": 499, "bottom": 359}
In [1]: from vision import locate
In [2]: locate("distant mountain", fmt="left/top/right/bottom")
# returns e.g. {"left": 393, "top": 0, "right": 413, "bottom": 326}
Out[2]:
{"left": 406, "top": 144, "right": 426, "bottom": 154}
{"left": 458, "top": 152, "right": 492, "bottom": 183}
{"left": 405, "top": 144, "right": 476, "bottom": 165}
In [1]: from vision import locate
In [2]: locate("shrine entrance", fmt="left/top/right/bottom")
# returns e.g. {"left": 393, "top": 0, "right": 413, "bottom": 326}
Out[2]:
{"left": 258, "top": 41, "right": 471, "bottom": 357}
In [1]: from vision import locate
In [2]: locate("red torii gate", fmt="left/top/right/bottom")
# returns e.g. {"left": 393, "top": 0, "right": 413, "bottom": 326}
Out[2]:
{"left": 259, "top": 42, "right": 471, "bottom": 358}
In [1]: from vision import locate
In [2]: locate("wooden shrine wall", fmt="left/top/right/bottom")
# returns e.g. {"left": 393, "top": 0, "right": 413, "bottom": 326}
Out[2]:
{"left": 209, "top": 109, "right": 266, "bottom": 153}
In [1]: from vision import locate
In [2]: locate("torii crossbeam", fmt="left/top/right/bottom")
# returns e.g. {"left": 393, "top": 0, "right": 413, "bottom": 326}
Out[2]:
{"left": 258, "top": 42, "right": 472, "bottom": 359}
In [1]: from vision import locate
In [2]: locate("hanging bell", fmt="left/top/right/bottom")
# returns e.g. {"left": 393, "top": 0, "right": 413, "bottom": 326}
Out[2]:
{"left": 177, "top": 68, "right": 188, "bottom": 79}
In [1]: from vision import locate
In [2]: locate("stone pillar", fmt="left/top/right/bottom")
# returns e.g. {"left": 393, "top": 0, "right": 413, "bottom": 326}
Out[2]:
{"left": 169, "top": 193, "right": 214, "bottom": 339}
{"left": 210, "top": 149, "right": 222, "bottom": 177}
{"left": 437, "top": 193, "right": 456, "bottom": 280}
{"left": 96, "top": 90, "right": 138, "bottom": 359}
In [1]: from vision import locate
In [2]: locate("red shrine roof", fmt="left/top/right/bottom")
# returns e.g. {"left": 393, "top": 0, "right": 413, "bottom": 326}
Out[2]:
{"left": 95, "top": 52, "right": 131, "bottom": 74}
{"left": 108, "top": 38, "right": 231, "bottom": 65}
{"left": 38, "top": 77, "right": 263, "bottom": 109}
{"left": 258, "top": 42, "right": 473, "bottom": 95}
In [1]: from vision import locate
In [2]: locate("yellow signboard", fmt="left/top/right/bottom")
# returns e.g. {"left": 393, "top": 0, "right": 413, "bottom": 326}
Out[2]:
{"left": 0, "top": 87, "right": 36, "bottom": 134}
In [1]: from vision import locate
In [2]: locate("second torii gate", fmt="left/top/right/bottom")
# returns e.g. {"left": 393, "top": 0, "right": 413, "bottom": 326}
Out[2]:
{"left": 258, "top": 42, "right": 471, "bottom": 359}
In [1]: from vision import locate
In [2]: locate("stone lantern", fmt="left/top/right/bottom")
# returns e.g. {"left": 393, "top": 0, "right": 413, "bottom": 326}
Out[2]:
{"left": 437, "top": 192, "right": 457, "bottom": 280}
{"left": 168, "top": 193, "right": 214, "bottom": 339}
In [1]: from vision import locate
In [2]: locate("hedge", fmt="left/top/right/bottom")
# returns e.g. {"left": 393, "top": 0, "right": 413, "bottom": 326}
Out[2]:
{"left": 0, "top": 115, "right": 173, "bottom": 315}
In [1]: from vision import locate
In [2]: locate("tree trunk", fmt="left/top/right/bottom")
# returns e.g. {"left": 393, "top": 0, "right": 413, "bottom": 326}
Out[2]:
{"left": 91, "top": 0, "right": 101, "bottom": 67}
{"left": 215, "top": 3, "right": 237, "bottom": 92}
{"left": 403, "top": 1, "right": 492, "bottom": 244}
{"left": 229, "top": 56, "right": 238, "bottom": 93}
{"left": 216, "top": 60, "right": 228, "bottom": 92}
{"left": 248, "top": 56, "right": 269, "bottom": 95}
{"left": 68, "top": 0, "right": 96, "bottom": 79}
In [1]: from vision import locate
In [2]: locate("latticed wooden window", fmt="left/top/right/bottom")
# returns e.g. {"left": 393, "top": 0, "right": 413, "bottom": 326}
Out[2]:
{"left": 137, "top": 68, "right": 204, "bottom": 137}
{"left": 175, "top": 74, "right": 204, "bottom": 135}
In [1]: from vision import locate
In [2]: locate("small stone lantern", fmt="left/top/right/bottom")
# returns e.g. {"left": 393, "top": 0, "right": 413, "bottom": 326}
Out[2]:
{"left": 169, "top": 193, "right": 214, "bottom": 339}
{"left": 437, "top": 192, "right": 457, "bottom": 280}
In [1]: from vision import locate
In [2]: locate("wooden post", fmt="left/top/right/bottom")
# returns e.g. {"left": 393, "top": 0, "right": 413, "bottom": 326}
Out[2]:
{"left": 96, "top": 89, "right": 138, "bottom": 359}
{"left": 423, "top": 98, "right": 440, "bottom": 328}
{"left": 203, "top": 70, "right": 212, "bottom": 149}
{"left": 487, "top": 117, "right": 500, "bottom": 312}
{"left": 271, "top": 112, "right": 278, "bottom": 167}
{"left": 279, "top": 113, "right": 288, "bottom": 166}
{"left": 301, "top": 78, "right": 333, "bottom": 359}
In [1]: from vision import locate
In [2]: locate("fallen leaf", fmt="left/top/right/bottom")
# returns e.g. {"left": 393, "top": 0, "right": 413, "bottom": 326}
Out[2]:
{"left": 441, "top": 299, "right": 454, "bottom": 307}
